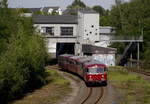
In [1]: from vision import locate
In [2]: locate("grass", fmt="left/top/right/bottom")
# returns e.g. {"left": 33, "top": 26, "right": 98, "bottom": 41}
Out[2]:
{"left": 9, "top": 69, "right": 72, "bottom": 104}
{"left": 108, "top": 70, "right": 150, "bottom": 104}
{"left": 46, "top": 69, "right": 70, "bottom": 85}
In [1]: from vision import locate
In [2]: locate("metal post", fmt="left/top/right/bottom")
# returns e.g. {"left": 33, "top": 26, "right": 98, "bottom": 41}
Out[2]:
{"left": 137, "top": 42, "right": 140, "bottom": 69}
{"left": 130, "top": 53, "right": 132, "bottom": 67}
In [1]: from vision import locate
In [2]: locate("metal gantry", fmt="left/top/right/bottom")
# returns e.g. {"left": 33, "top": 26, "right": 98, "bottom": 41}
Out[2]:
{"left": 99, "top": 35, "right": 143, "bottom": 66}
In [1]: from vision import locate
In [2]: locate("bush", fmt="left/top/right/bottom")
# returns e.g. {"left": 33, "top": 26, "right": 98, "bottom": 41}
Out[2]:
{"left": 0, "top": 3, "right": 48, "bottom": 103}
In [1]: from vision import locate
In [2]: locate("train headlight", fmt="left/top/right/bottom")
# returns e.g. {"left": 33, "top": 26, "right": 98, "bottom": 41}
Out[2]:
{"left": 102, "top": 75, "right": 104, "bottom": 78}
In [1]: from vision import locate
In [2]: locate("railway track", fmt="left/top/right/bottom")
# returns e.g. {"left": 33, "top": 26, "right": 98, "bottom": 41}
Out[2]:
{"left": 46, "top": 65, "right": 105, "bottom": 104}
{"left": 81, "top": 87, "right": 104, "bottom": 104}
{"left": 129, "top": 69, "right": 150, "bottom": 76}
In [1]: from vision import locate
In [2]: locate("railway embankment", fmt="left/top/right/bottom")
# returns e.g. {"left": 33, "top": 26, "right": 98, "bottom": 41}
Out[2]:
{"left": 108, "top": 68, "right": 150, "bottom": 104}
{"left": 9, "top": 67, "right": 77, "bottom": 104}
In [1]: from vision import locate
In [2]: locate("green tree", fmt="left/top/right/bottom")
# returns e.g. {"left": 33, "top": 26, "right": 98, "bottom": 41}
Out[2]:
{"left": 92, "top": 5, "right": 105, "bottom": 16}
{"left": 0, "top": 0, "right": 48, "bottom": 103}
{"left": 67, "top": 0, "right": 86, "bottom": 9}
{"left": 100, "top": 10, "right": 112, "bottom": 26}
{"left": 65, "top": 0, "right": 87, "bottom": 15}
{"left": 109, "top": 0, "right": 150, "bottom": 66}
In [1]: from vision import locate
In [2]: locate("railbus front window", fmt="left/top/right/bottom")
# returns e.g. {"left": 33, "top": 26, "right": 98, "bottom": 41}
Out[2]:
{"left": 88, "top": 68, "right": 104, "bottom": 74}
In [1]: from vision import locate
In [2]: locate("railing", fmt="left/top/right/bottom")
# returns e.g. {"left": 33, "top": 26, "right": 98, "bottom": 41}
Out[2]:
{"left": 100, "top": 35, "right": 143, "bottom": 42}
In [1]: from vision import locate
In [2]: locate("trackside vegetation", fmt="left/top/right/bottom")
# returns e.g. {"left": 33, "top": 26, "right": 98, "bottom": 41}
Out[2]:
{"left": 10, "top": 69, "right": 71, "bottom": 104}
{"left": 0, "top": 0, "right": 48, "bottom": 103}
{"left": 108, "top": 69, "right": 150, "bottom": 104}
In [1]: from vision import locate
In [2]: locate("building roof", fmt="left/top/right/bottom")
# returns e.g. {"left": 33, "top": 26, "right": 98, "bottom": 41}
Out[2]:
{"left": 84, "top": 60, "right": 106, "bottom": 67}
{"left": 82, "top": 44, "right": 117, "bottom": 54}
{"left": 33, "top": 15, "right": 78, "bottom": 24}
{"left": 26, "top": 8, "right": 41, "bottom": 13}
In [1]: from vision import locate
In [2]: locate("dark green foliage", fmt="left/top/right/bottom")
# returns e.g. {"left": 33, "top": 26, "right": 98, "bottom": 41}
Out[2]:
{"left": 34, "top": 10, "right": 43, "bottom": 15}
{"left": 0, "top": 0, "right": 48, "bottom": 103}
{"left": 17, "top": 8, "right": 30, "bottom": 13}
{"left": 92, "top": 5, "right": 105, "bottom": 16}
{"left": 109, "top": 42, "right": 125, "bottom": 54}
{"left": 109, "top": 0, "right": 150, "bottom": 67}
{"left": 92, "top": 5, "right": 112, "bottom": 26}
{"left": 67, "top": 0, "right": 86, "bottom": 9}
{"left": 65, "top": 0, "right": 87, "bottom": 15}
{"left": 100, "top": 10, "right": 112, "bottom": 26}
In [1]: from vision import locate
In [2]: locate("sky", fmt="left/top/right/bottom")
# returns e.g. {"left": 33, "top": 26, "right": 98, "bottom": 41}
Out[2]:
{"left": 8, "top": 0, "right": 129, "bottom": 10}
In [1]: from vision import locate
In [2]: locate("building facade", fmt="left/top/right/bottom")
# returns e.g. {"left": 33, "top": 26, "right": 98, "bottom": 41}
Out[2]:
{"left": 33, "top": 10, "right": 100, "bottom": 56}
{"left": 33, "top": 10, "right": 117, "bottom": 66}
{"left": 33, "top": 15, "right": 78, "bottom": 56}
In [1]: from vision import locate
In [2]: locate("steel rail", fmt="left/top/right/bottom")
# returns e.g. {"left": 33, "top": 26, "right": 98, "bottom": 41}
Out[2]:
{"left": 94, "top": 87, "right": 104, "bottom": 104}
{"left": 81, "top": 87, "right": 93, "bottom": 104}
{"left": 47, "top": 65, "right": 105, "bottom": 104}
{"left": 81, "top": 87, "right": 104, "bottom": 104}
{"left": 130, "top": 70, "right": 150, "bottom": 76}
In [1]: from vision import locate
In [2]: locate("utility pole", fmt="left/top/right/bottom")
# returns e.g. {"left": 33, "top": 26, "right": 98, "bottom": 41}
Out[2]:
{"left": 130, "top": 53, "right": 133, "bottom": 67}
{"left": 137, "top": 42, "right": 140, "bottom": 69}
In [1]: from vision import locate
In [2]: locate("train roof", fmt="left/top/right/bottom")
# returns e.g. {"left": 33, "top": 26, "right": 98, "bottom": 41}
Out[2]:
{"left": 77, "top": 57, "right": 92, "bottom": 63}
{"left": 84, "top": 60, "right": 106, "bottom": 68}
{"left": 69, "top": 56, "right": 82, "bottom": 60}
{"left": 59, "top": 54, "right": 74, "bottom": 58}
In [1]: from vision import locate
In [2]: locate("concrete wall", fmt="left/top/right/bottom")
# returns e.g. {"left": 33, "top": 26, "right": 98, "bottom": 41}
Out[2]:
{"left": 83, "top": 13, "right": 99, "bottom": 43}
{"left": 78, "top": 12, "right": 99, "bottom": 44}
{"left": 95, "top": 35, "right": 111, "bottom": 47}
{"left": 93, "top": 54, "right": 116, "bottom": 66}
{"left": 95, "top": 26, "right": 116, "bottom": 47}
{"left": 34, "top": 24, "right": 77, "bottom": 55}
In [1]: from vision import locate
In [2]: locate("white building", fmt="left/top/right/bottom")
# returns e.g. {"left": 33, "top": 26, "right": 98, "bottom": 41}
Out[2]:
{"left": 95, "top": 26, "right": 116, "bottom": 47}
{"left": 33, "top": 10, "right": 117, "bottom": 66}
{"left": 33, "top": 10, "right": 100, "bottom": 55}
{"left": 78, "top": 10, "right": 100, "bottom": 44}
{"left": 41, "top": 7, "right": 62, "bottom": 15}
{"left": 33, "top": 15, "right": 78, "bottom": 56}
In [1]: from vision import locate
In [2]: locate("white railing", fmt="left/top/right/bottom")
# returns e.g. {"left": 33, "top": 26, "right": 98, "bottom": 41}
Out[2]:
{"left": 100, "top": 35, "right": 143, "bottom": 42}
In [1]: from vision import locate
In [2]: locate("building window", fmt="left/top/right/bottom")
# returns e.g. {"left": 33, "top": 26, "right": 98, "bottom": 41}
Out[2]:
{"left": 41, "top": 27, "right": 54, "bottom": 35}
{"left": 61, "top": 27, "right": 73, "bottom": 36}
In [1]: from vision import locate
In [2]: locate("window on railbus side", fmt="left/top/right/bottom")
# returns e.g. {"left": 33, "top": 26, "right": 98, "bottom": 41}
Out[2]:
{"left": 104, "top": 68, "right": 107, "bottom": 71}
{"left": 86, "top": 69, "right": 89, "bottom": 72}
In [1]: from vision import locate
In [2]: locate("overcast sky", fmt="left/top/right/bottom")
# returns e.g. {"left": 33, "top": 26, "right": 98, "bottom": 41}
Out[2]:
{"left": 8, "top": 0, "right": 129, "bottom": 10}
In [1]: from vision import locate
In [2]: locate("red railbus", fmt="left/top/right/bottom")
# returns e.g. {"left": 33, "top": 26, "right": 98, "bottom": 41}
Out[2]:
{"left": 58, "top": 54, "right": 107, "bottom": 86}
